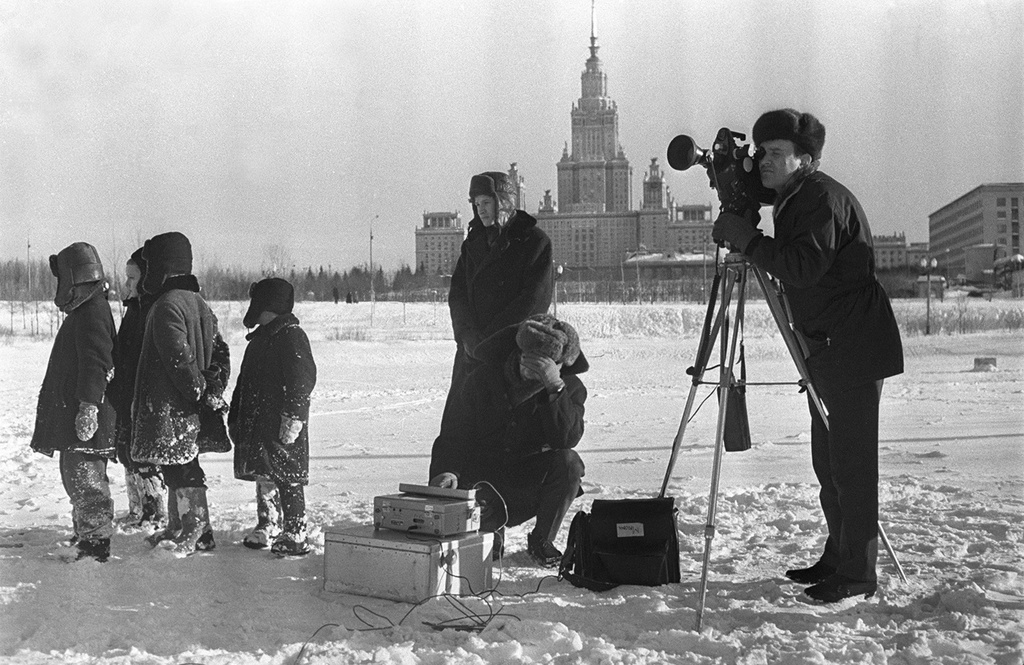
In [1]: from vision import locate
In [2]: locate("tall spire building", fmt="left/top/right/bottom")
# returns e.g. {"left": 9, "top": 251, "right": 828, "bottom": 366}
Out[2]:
{"left": 557, "top": 4, "right": 631, "bottom": 213}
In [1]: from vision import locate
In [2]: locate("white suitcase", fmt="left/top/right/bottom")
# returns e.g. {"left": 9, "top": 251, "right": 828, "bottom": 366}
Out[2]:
{"left": 323, "top": 525, "right": 494, "bottom": 603}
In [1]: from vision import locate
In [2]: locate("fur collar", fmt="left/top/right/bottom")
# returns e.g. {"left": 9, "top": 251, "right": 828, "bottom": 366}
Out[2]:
{"left": 153, "top": 274, "right": 201, "bottom": 297}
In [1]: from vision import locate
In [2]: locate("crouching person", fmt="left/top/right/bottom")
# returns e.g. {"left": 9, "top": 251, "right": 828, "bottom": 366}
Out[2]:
{"left": 132, "top": 232, "right": 224, "bottom": 556}
{"left": 230, "top": 278, "right": 317, "bottom": 557}
{"left": 31, "top": 242, "right": 117, "bottom": 562}
{"left": 428, "top": 314, "right": 588, "bottom": 567}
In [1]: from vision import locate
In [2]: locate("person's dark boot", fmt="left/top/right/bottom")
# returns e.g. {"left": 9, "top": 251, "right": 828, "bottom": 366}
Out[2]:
{"left": 785, "top": 560, "right": 836, "bottom": 585}
{"left": 526, "top": 531, "right": 562, "bottom": 568}
{"left": 805, "top": 574, "right": 877, "bottom": 603}
{"left": 75, "top": 537, "right": 110, "bottom": 563}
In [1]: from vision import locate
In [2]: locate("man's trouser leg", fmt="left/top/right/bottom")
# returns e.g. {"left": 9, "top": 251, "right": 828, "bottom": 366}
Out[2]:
{"left": 810, "top": 380, "right": 882, "bottom": 583}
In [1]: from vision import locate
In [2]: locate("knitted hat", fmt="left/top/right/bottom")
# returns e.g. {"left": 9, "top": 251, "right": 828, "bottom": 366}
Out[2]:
{"left": 142, "top": 231, "right": 192, "bottom": 293}
{"left": 244, "top": 277, "right": 295, "bottom": 328}
{"left": 515, "top": 313, "right": 580, "bottom": 366}
{"left": 752, "top": 109, "right": 826, "bottom": 160}
{"left": 469, "top": 171, "right": 516, "bottom": 210}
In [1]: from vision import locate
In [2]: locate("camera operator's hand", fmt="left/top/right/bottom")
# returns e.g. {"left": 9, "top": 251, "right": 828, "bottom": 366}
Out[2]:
{"left": 429, "top": 472, "right": 459, "bottom": 489}
{"left": 712, "top": 212, "right": 761, "bottom": 254}
{"left": 520, "top": 352, "right": 565, "bottom": 394}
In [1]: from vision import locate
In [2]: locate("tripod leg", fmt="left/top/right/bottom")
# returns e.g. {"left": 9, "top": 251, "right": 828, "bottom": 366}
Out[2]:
{"left": 695, "top": 260, "right": 746, "bottom": 632}
{"left": 878, "top": 523, "right": 908, "bottom": 583}
{"left": 660, "top": 274, "right": 728, "bottom": 498}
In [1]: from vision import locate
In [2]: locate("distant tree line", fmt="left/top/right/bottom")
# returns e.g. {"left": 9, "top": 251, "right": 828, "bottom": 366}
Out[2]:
{"left": 2, "top": 256, "right": 923, "bottom": 306}
{"left": 0, "top": 258, "right": 452, "bottom": 303}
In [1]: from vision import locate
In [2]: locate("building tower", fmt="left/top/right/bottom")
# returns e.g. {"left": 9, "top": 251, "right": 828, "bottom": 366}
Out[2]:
{"left": 642, "top": 158, "right": 666, "bottom": 210}
{"left": 556, "top": 1, "right": 632, "bottom": 214}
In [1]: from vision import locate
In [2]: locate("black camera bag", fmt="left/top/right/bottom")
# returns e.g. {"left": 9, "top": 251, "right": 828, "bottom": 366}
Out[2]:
{"left": 559, "top": 497, "right": 681, "bottom": 590}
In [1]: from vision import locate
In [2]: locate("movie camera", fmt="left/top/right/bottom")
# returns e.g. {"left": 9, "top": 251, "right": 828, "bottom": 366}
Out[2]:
{"left": 666, "top": 127, "right": 775, "bottom": 220}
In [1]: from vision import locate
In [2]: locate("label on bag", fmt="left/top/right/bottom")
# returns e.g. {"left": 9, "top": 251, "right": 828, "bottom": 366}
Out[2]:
{"left": 616, "top": 522, "right": 645, "bottom": 538}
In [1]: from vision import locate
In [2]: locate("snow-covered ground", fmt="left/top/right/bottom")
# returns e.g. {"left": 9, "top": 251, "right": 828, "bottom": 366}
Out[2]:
{"left": 1, "top": 300, "right": 1022, "bottom": 664}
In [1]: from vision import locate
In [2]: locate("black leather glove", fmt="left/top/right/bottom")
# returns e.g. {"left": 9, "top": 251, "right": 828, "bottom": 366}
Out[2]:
{"left": 712, "top": 212, "right": 761, "bottom": 253}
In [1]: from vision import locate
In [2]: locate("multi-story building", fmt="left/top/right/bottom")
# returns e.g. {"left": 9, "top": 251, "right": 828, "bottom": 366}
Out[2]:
{"left": 414, "top": 211, "right": 463, "bottom": 276}
{"left": 873, "top": 232, "right": 909, "bottom": 270}
{"left": 928, "top": 183, "right": 1023, "bottom": 277}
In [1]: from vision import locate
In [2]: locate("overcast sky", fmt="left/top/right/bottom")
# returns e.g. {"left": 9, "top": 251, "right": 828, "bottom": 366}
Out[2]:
{"left": 2, "top": 0, "right": 1021, "bottom": 275}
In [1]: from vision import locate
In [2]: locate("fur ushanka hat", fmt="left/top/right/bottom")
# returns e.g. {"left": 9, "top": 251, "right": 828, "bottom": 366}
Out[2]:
{"left": 752, "top": 109, "right": 826, "bottom": 160}
{"left": 141, "top": 231, "right": 193, "bottom": 294}
{"left": 473, "top": 313, "right": 586, "bottom": 371}
{"left": 469, "top": 171, "right": 516, "bottom": 210}
{"left": 244, "top": 277, "right": 295, "bottom": 328}
{"left": 515, "top": 313, "right": 580, "bottom": 366}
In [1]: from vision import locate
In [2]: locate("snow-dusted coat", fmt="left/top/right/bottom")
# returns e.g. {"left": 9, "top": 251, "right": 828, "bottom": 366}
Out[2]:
{"left": 131, "top": 275, "right": 219, "bottom": 466}
{"left": 229, "top": 313, "right": 316, "bottom": 485}
{"left": 30, "top": 290, "right": 117, "bottom": 457}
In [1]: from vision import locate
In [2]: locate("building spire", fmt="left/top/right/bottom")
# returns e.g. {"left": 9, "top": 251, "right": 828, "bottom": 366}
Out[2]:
{"left": 589, "top": 0, "right": 598, "bottom": 59}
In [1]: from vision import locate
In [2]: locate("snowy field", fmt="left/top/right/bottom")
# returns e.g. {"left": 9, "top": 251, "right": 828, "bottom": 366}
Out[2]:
{"left": 1, "top": 300, "right": 1022, "bottom": 664}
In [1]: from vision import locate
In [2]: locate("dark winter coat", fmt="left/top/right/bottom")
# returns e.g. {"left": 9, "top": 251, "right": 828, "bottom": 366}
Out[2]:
{"left": 107, "top": 296, "right": 145, "bottom": 466}
{"left": 131, "top": 275, "right": 220, "bottom": 466}
{"left": 746, "top": 170, "right": 904, "bottom": 389}
{"left": 229, "top": 313, "right": 316, "bottom": 485}
{"left": 30, "top": 290, "right": 117, "bottom": 458}
{"left": 429, "top": 351, "right": 588, "bottom": 483}
{"left": 449, "top": 210, "right": 553, "bottom": 357}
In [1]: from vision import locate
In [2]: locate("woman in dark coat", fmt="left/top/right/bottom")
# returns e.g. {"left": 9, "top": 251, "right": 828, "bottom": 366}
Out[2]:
{"left": 31, "top": 242, "right": 117, "bottom": 562}
{"left": 230, "top": 278, "right": 317, "bottom": 556}
{"left": 435, "top": 170, "right": 554, "bottom": 456}
{"left": 430, "top": 314, "right": 587, "bottom": 567}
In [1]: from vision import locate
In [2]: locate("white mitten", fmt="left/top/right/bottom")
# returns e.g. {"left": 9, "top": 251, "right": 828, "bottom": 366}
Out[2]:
{"left": 279, "top": 416, "right": 304, "bottom": 445}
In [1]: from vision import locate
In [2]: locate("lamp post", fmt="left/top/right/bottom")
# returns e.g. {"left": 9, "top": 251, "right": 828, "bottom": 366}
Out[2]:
{"left": 368, "top": 214, "right": 378, "bottom": 326}
{"left": 552, "top": 263, "right": 564, "bottom": 316}
{"left": 920, "top": 257, "right": 938, "bottom": 335}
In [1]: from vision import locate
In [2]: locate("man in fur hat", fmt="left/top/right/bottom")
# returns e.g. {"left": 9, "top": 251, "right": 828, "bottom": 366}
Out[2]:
{"left": 429, "top": 313, "right": 587, "bottom": 567}
{"left": 434, "top": 171, "right": 554, "bottom": 464}
{"left": 31, "top": 242, "right": 117, "bottom": 562}
{"left": 713, "top": 109, "right": 904, "bottom": 603}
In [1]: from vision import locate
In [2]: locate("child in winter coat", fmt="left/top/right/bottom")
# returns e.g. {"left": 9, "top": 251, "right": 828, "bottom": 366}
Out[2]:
{"left": 229, "top": 278, "right": 317, "bottom": 557}
{"left": 106, "top": 247, "right": 167, "bottom": 531}
{"left": 31, "top": 242, "right": 117, "bottom": 562}
{"left": 131, "top": 232, "right": 227, "bottom": 556}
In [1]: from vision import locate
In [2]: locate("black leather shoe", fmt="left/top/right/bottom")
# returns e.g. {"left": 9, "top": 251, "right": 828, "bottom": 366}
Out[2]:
{"left": 785, "top": 561, "right": 836, "bottom": 585}
{"left": 805, "top": 574, "right": 876, "bottom": 603}
{"left": 527, "top": 532, "right": 562, "bottom": 568}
